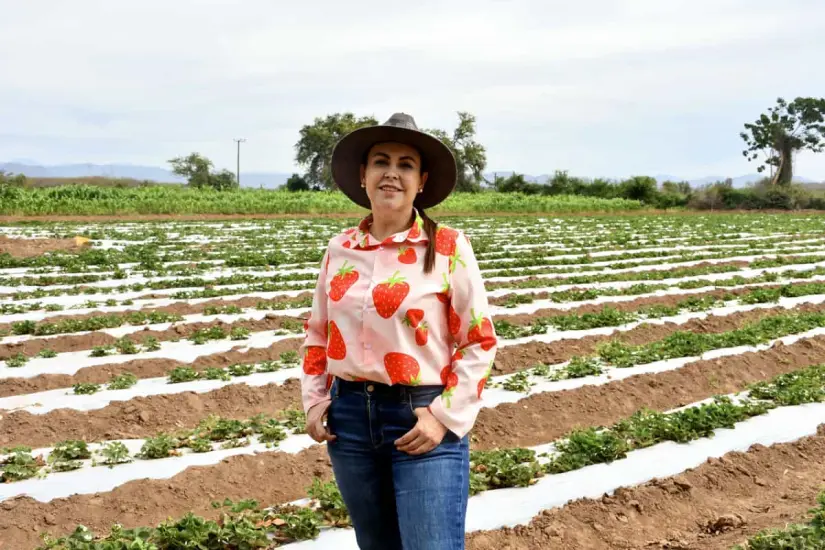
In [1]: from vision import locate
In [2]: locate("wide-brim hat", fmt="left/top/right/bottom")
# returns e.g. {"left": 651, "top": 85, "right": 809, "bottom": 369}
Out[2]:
{"left": 330, "top": 112, "right": 457, "bottom": 210}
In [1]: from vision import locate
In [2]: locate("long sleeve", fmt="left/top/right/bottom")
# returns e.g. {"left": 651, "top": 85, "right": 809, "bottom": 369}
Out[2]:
{"left": 429, "top": 231, "right": 498, "bottom": 438}
{"left": 300, "top": 246, "right": 332, "bottom": 414}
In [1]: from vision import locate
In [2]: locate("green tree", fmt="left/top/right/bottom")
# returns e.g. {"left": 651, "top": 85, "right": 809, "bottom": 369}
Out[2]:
{"left": 424, "top": 112, "right": 487, "bottom": 192}
{"left": 741, "top": 97, "right": 825, "bottom": 186}
{"left": 210, "top": 169, "right": 238, "bottom": 191}
{"left": 284, "top": 173, "right": 310, "bottom": 192}
{"left": 294, "top": 113, "right": 378, "bottom": 189}
{"left": 168, "top": 153, "right": 212, "bottom": 189}
{"left": 168, "top": 153, "right": 238, "bottom": 191}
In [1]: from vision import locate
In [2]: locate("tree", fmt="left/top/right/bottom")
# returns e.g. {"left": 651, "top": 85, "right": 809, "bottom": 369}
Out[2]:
{"left": 741, "top": 97, "right": 825, "bottom": 186}
{"left": 284, "top": 173, "right": 310, "bottom": 192}
{"left": 168, "top": 153, "right": 238, "bottom": 191}
{"left": 169, "top": 153, "right": 212, "bottom": 189}
{"left": 424, "top": 112, "right": 487, "bottom": 192}
{"left": 210, "top": 169, "right": 238, "bottom": 191}
{"left": 294, "top": 113, "right": 378, "bottom": 189}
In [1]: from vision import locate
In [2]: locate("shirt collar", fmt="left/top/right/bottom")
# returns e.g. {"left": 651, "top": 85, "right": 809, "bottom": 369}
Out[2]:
{"left": 351, "top": 208, "right": 428, "bottom": 248}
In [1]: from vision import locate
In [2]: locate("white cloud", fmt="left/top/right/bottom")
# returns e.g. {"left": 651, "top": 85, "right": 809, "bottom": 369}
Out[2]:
{"left": 0, "top": 0, "right": 824, "bottom": 180}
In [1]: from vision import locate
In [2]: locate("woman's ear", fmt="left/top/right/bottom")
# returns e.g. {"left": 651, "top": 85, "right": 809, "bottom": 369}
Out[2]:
{"left": 360, "top": 165, "right": 366, "bottom": 187}
{"left": 420, "top": 171, "right": 429, "bottom": 192}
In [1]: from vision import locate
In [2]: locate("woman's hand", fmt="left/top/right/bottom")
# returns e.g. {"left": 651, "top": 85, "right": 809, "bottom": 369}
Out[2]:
{"left": 306, "top": 401, "right": 336, "bottom": 443}
{"left": 395, "top": 407, "right": 448, "bottom": 455}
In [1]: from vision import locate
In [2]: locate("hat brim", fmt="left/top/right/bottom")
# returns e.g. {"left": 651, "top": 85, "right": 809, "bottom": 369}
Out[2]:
{"left": 330, "top": 125, "right": 457, "bottom": 210}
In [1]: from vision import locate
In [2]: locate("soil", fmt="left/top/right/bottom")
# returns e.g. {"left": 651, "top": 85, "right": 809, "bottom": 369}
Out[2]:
{"left": 3, "top": 329, "right": 825, "bottom": 548}
{"left": 0, "top": 235, "right": 89, "bottom": 258}
{"left": 0, "top": 377, "right": 304, "bottom": 449}
{"left": 4, "top": 389, "right": 825, "bottom": 550}
{"left": 492, "top": 301, "right": 825, "bottom": 375}
{"left": 0, "top": 297, "right": 807, "bottom": 399}
{"left": 5, "top": 310, "right": 825, "bottom": 453}
{"left": 471, "top": 332, "right": 825, "bottom": 450}
{"left": 466, "top": 425, "right": 825, "bottom": 550}
{"left": 0, "top": 444, "right": 334, "bottom": 550}
{"left": 0, "top": 313, "right": 304, "bottom": 360}
{"left": 0, "top": 339, "right": 303, "bottom": 398}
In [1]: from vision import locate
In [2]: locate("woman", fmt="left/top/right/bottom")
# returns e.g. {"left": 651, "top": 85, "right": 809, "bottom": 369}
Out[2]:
{"left": 299, "top": 112, "right": 498, "bottom": 550}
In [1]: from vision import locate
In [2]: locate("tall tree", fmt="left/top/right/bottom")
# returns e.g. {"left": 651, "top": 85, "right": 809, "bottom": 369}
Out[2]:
{"left": 741, "top": 97, "right": 825, "bottom": 186}
{"left": 168, "top": 153, "right": 213, "bottom": 189}
{"left": 425, "top": 112, "right": 487, "bottom": 192}
{"left": 168, "top": 153, "right": 238, "bottom": 191}
{"left": 294, "top": 113, "right": 378, "bottom": 189}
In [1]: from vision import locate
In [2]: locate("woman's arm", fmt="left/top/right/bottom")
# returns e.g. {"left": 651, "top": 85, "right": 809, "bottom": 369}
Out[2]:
{"left": 300, "top": 247, "right": 332, "bottom": 415}
{"left": 428, "top": 231, "right": 498, "bottom": 438}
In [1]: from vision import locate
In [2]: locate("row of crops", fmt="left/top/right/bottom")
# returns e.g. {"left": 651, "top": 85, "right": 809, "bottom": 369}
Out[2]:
{"left": 2, "top": 212, "right": 825, "bottom": 548}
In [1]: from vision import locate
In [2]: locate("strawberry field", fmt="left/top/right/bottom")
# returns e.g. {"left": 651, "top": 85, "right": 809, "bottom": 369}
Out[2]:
{"left": 4, "top": 213, "right": 825, "bottom": 549}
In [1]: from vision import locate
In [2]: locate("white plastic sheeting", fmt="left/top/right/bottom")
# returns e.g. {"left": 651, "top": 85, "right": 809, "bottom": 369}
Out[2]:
{"left": 283, "top": 401, "right": 825, "bottom": 549}
{"left": 0, "top": 366, "right": 301, "bottom": 413}
{"left": 6, "top": 310, "right": 825, "bottom": 415}
{"left": 497, "top": 293, "right": 825, "bottom": 348}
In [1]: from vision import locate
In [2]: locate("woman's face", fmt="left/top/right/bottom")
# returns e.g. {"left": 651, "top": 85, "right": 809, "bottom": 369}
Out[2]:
{"left": 361, "top": 141, "right": 428, "bottom": 214}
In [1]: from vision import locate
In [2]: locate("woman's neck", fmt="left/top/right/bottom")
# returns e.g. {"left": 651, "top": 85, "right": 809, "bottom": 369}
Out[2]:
{"left": 369, "top": 207, "right": 415, "bottom": 241}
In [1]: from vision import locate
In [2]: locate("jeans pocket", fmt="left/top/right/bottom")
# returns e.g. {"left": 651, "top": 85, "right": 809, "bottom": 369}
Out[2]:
{"left": 406, "top": 387, "right": 444, "bottom": 415}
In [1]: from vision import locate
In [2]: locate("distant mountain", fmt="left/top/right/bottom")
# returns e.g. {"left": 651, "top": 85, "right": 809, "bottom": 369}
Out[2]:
{"left": 4, "top": 162, "right": 820, "bottom": 190}
{"left": 0, "top": 162, "right": 292, "bottom": 188}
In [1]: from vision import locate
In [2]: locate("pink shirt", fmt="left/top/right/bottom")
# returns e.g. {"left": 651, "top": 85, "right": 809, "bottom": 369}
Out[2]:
{"left": 299, "top": 209, "right": 498, "bottom": 438}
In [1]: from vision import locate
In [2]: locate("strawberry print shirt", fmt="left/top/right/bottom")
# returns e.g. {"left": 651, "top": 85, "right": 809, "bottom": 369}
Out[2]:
{"left": 300, "top": 209, "right": 498, "bottom": 439}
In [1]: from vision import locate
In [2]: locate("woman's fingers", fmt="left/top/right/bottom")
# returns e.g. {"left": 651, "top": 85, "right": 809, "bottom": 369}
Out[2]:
{"left": 308, "top": 420, "right": 336, "bottom": 442}
{"left": 395, "top": 427, "right": 433, "bottom": 454}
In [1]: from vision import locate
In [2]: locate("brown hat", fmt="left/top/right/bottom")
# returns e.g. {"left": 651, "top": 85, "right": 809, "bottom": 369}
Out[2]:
{"left": 330, "top": 113, "right": 457, "bottom": 210}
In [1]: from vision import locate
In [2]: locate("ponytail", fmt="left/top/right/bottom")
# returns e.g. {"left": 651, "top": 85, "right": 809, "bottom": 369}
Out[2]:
{"left": 419, "top": 208, "right": 438, "bottom": 275}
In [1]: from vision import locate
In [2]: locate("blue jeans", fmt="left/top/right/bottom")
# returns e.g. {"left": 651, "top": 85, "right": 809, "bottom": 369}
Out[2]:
{"left": 326, "top": 378, "right": 470, "bottom": 550}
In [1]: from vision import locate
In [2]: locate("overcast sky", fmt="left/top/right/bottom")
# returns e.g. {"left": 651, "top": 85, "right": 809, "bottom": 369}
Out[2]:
{"left": 2, "top": 0, "right": 825, "bottom": 180}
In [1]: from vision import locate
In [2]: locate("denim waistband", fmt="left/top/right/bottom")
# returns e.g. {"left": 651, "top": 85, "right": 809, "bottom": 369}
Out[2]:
{"left": 333, "top": 377, "right": 443, "bottom": 400}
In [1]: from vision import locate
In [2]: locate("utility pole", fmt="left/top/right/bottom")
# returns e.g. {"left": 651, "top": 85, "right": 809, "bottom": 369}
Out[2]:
{"left": 233, "top": 138, "right": 246, "bottom": 186}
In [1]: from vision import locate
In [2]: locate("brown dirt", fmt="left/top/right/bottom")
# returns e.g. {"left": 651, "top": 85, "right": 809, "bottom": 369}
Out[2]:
{"left": 492, "top": 301, "right": 825, "bottom": 376}
{"left": 0, "top": 298, "right": 805, "bottom": 398}
{"left": 0, "top": 377, "right": 305, "bottom": 449}
{"left": 472, "top": 332, "right": 825, "bottom": 450}
{"left": 466, "top": 425, "right": 825, "bottom": 550}
{"left": 0, "top": 444, "right": 334, "bottom": 550}
{"left": 5, "top": 362, "right": 825, "bottom": 550}
{"left": 0, "top": 235, "right": 89, "bottom": 258}
{"left": 5, "top": 307, "right": 825, "bottom": 453}
{"left": 0, "top": 313, "right": 304, "bottom": 360}
{"left": 0, "top": 338, "right": 303, "bottom": 398}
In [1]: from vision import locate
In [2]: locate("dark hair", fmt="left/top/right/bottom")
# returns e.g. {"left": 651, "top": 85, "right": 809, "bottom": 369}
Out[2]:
{"left": 414, "top": 149, "right": 439, "bottom": 275}
{"left": 418, "top": 207, "right": 438, "bottom": 275}
{"left": 363, "top": 142, "right": 439, "bottom": 275}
